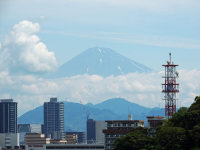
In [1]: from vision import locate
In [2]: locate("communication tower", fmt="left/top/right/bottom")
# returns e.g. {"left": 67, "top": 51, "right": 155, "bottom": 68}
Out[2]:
{"left": 162, "top": 53, "right": 179, "bottom": 118}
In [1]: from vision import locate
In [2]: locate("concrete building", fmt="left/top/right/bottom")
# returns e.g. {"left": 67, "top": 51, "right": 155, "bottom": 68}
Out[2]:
{"left": 44, "top": 98, "right": 64, "bottom": 140}
{"left": 147, "top": 116, "right": 164, "bottom": 136}
{"left": 18, "top": 124, "right": 42, "bottom": 145}
{"left": 87, "top": 119, "right": 105, "bottom": 144}
{"left": 25, "top": 144, "right": 104, "bottom": 150}
{"left": 103, "top": 120, "right": 144, "bottom": 150}
{"left": 18, "top": 124, "right": 42, "bottom": 133}
{"left": 46, "top": 144, "right": 104, "bottom": 150}
{"left": 0, "top": 133, "right": 19, "bottom": 148}
{"left": 66, "top": 132, "right": 86, "bottom": 144}
{"left": 147, "top": 116, "right": 164, "bottom": 128}
{"left": 0, "top": 99, "right": 17, "bottom": 133}
{"left": 95, "top": 121, "right": 105, "bottom": 144}
{"left": 87, "top": 119, "right": 95, "bottom": 144}
{"left": 50, "top": 139, "right": 67, "bottom": 144}
{"left": 0, "top": 99, "right": 19, "bottom": 148}
{"left": 65, "top": 133, "right": 78, "bottom": 144}
{"left": 25, "top": 133, "right": 50, "bottom": 145}
{"left": 25, "top": 144, "right": 46, "bottom": 150}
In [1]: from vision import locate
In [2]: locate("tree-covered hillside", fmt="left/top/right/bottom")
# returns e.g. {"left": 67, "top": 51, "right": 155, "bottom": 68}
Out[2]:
{"left": 114, "top": 96, "right": 200, "bottom": 150}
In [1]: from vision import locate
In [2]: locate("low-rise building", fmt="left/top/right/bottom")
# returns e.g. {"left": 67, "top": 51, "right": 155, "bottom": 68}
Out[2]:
{"left": 18, "top": 124, "right": 42, "bottom": 145}
{"left": 46, "top": 144, "right": 104, "bottom": 150}
{"left": 66, "top": 132, "right": 86, "bottom": 144}
{"left": 25, "top": 133, "right": 50, "bottom": 145}
{"left": 103, "top": 120, "right": 144, "bottom": 150}
{"left": 0, "top": 133, "right": 19, "bottom": 148}
{"left": 147, "top": 116, "right": 164, "bottom": 136}
{"left": 66, "top": 133, "right": 78, "bottom": 144}
{"left": 50, "top": 139, "right": 67, "bottom": 144}
{"left": 25, "top": 144, "right": 104, "bottom": 150}
{"left": 147, "top": 116, "right": 164, "bottom": 128}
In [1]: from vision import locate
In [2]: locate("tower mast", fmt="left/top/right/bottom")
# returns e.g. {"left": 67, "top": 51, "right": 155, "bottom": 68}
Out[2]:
{"left": 162, "top": 53, "right": 179, "bottom": 118}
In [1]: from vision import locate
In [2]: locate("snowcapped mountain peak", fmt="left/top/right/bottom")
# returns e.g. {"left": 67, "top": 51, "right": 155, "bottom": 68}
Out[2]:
{"left": 98, "top": 48, "right": 102, "bottom": 53}
{"left": 99, "top": 58, "right": 103, "bottom": 63}
{"left": 51, "top": 47, "right": 152, "bottom": 78}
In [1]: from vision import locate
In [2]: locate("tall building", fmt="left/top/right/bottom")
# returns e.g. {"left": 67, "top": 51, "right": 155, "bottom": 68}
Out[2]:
{"left": 44, "top": 97, "right": 64, "bottom": 140}
{"left": 87, "top": 119, "right": 95, "bottom": 143}
{"left": 0, "top": 99, "right": 17, "bottom": 133}
{"left": 0, "top": 99, "right": 19, "bottom": 148}
{"left": 87, "top": 119, "right": 105, "bottom": 144}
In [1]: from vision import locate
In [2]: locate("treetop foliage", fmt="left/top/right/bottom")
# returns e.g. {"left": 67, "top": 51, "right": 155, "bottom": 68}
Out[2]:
{"left": 114, "top": 96, "right": 200, "bottom": 150}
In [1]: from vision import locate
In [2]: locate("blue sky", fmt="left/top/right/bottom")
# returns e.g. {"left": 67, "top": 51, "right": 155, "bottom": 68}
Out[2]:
{"left": 1, "top": 0, "right": 200, "bottom": 70}
{"left": 0, "top": 0, "right": 200, "bottom": 115}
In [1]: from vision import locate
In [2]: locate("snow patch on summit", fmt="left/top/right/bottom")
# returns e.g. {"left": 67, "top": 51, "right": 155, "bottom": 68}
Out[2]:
{"left": 98, "top": 48, "right": 102, "bottom": 53}
{"left": 99, "top": 58, "right": 103, "bottom": 63}
{"left": 118, "top": 66, "right": 124, "bottom": 74}
{"left": 52, "top": 47, "right": 152, "bottom": 78}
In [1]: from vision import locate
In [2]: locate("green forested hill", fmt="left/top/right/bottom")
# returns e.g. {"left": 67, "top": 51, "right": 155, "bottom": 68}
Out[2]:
{"left": 114, "top": 96, "right": 200, "bottom": 150}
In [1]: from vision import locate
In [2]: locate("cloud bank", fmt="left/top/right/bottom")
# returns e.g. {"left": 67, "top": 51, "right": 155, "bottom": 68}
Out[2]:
{"left": 0, "top": 70, "right": 199, "bottom": 116}
{"left": 0, "top": 20, "right": 57, "bottom": 74}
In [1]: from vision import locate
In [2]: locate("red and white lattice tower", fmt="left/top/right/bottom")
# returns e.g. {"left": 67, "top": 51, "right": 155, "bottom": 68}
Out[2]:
{"left": 162, "top": 53, "right": 179, "bottom": 118}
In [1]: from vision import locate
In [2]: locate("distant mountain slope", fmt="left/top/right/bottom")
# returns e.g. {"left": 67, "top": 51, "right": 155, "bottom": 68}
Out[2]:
{"left": 50, "top": 47, "right": 152, "bottom": 78}
{"left": 92, "top": 98, "right": 151, "bottom": 115}
{"left": 19, "top": 105, "right": 43, "bottom": 124}
{"left": 18, "top": 98, "right": 164, "bottom": 131}
{"left": 19, "top": 101, "right": 122, "bottom": 132}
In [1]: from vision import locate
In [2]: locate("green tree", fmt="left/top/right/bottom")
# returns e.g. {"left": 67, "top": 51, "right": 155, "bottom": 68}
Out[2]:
{"left": 114, "top": 96, "right": 200, "bottom": 150}
{"left": 192, "top": 124, "right": 200, "bottom": 148}
{"left": 189, "top": 96, "right": 200, "bottom": 112}
{"left": 114, "top": 127, "right": 154, "bottom": 150}
{"left": 156, "top": 127, "right": 186, "bottom": 150}
{"left": 167, "top": 107, "right": 188, "bottom": 128}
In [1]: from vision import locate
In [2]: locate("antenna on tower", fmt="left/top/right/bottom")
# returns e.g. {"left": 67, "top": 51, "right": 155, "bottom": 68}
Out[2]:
{"left": 162, "top": 53, "right": 179, "bottom": 118}
{"left": 128, "top": 113, "right": 132, "bottom": 120}
{"left": 169, "top": 52, "right": 171, "bottom": 64}
{"left": 127, "top": 107, "right": 132, "bottom": 120}
{"left": 80, "top": 100, "right": 90, "bottom": 120}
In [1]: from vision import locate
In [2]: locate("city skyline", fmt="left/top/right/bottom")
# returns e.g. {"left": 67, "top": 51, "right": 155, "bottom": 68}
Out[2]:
{"left": 0, "top": 0, "right": 200, "bottom": 116}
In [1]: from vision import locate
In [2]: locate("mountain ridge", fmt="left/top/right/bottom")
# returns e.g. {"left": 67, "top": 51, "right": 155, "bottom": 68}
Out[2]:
{"left": 49, "top": 47, "right": 152, "bottom": 78}
{"left": 18, "top": 98, "right": 164, "bottom": 131}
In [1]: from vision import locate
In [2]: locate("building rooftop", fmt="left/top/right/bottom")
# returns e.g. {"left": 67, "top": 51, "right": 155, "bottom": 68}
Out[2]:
{"left": 105, "top": 120, "right": 144, "bottom": 123}
{"left": 0, "top": 99, "right": 13, "bottom": 102}
{"left": 50, "top": 97, "right": 57, "bottom": 102}
{"left": 147, "top": 116, "right": 164, "bottom": 119}
{"left": 103, "top": 129, "right": 133, "bottom": 134}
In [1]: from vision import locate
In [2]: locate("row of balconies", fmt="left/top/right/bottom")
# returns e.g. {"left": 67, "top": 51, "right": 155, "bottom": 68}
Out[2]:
{"left": 105, "top": 134, "right": 122, "bottom": 138}
{"left": 105, "top": 145, "right": 114, "bottom": 150}
{"left": 107, "top": 123, "right": 139, "bottom": 128}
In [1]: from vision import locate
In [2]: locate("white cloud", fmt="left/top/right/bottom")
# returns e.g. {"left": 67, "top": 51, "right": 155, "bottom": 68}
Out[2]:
{"left": 0, "top": 20, "right": 57, "bottom": 74}
{"left": 0, "top": 70, "right": 199, "bottom": 116}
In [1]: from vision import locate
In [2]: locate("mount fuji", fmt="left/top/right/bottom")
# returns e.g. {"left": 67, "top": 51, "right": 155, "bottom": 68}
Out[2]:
{"left": 51, "top": 47, "right": 152, "bottom": 78}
